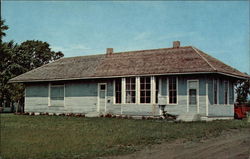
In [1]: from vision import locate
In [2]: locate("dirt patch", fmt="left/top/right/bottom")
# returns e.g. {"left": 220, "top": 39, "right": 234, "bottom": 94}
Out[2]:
{"left": 106, "top": 128, "right": 250, "bottom": 159}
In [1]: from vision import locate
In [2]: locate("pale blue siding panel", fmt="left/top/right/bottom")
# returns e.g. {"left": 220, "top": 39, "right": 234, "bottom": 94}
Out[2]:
{"left": 207, "top": 79, "right": 213, "bottom": 105}
{"left": 161, "top": 77, "right": 167, "bottom": 96}
{"left": 199, "top": 78, "right": 206, "bottom": 115}
{"left": 178, "top": 77, "right": 186, "bottom": 96}
{"left": 229, "top": 81, "right": 234, "bottom": 104}
{"left": 26, "top": 84, "right": 48, "bottom": 97}
{"left": 121, "top": 104, "right": 159, "bottom": 116}
{"left": 219, "top": 79, "right": 224, "bottom": 104}
{"left": 209, "top": 105, "right": 234, "bottom": 116}
{"left": 65, "top": 82, "right": 97, "bottom": 97}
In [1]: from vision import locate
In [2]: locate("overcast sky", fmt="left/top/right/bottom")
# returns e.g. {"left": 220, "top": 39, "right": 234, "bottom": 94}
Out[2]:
{"left": 2, "top": 1, "right": 249, "bottom": 74}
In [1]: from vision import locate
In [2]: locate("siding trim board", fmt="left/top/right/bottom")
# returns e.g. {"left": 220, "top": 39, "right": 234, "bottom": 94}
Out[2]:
{"left": 206, "top": 79, "right": 208, "bottom": 116}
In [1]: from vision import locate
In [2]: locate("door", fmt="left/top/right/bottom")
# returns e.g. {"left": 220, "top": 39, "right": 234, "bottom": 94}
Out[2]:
{"left": 187, "top": 80, "right": 199, "bottom": 113}
{"left": 98, "top": 83, "right": 107, "bottom": 113}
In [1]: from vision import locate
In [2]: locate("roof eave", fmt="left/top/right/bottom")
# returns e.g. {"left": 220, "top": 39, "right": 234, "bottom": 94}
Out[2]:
{"left": 8, "top": 71, "right": 249, "bottom": 83}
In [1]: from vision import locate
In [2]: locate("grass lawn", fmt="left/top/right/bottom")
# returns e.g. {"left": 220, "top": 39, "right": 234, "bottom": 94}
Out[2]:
{"left": 0, "top": 114, "right": 249, "bottom": 159}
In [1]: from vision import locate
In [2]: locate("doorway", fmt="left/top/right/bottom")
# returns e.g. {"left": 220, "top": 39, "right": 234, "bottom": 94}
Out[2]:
{"left": 187, "top": 80, "right": 199, "bottom": 113}
{"left": 98, "top": 83, "right": 107, "bottom": 113}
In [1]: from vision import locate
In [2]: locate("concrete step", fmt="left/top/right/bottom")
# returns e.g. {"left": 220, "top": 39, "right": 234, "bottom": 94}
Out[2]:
{"left": 177, "top": 113, "right": 201, "bottom": 122}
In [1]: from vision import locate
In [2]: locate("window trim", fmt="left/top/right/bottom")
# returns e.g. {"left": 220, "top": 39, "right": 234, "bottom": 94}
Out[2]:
{"left": 125, "top": 77, "right": 136, "bottom": 104}
{"left": 48, "top": 83, "right": 65, "bottom": 107}
{"left": 140, "top": 76, "right": 151, "bottom": 104}
{"left": 167, "top": 77, "right": 178, "bottom": 105}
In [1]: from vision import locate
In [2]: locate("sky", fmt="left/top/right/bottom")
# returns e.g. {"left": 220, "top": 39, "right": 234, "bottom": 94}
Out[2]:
{"left": 2, "top": 1, "right": 250, "bottom": 74}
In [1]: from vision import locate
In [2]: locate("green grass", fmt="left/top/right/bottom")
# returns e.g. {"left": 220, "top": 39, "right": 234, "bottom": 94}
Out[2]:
{"left": 0, "top": 114, "right": 249, "bottom": 159}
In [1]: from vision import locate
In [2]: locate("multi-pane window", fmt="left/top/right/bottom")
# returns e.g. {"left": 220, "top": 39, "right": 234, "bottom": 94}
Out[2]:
{"left": 126, "top": 77, "right": 136, "bottom": 103}
{"left": 169, "top": 77, "right": 177, "bottom": 104}
{"left": 51, "top": 84, "right": 64, "bottom": 100}
{"left": 189, "top": 89, "right": 197, "bottom": 104}
{"left": 115, "top": 79, "right": 121, "bottom": 104}
{"left": 155, "top": 77, "right": 159, "bottom": 103}
{"left": 213, "top": 79, "right": 218, "bottom": 104}
{"left": 140, "top": 77, "right": 151, "bottom": 103}
{"left": 224, "top": 81, "right": 229, "bottom": 104}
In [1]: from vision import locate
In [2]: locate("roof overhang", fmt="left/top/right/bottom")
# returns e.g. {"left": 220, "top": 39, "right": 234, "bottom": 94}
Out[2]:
{"left": 9, "top": 71, "right": 250, "bottom": 83}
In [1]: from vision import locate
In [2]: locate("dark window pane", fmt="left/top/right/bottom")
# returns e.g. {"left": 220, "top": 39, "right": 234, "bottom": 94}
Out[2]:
{"left": 189, "top": 89, "right": 197, "bottom": 104}
{"left": 100, "top": 85, "right": 106, "bottom": 90}
{"left": 51, "top": 85, "right": 64, "bottom": 100}
{"left": 115, "top": 79, "right": 122, "bottom": 103}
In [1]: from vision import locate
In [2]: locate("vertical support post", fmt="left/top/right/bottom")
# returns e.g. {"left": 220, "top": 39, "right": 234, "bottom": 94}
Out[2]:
{"left": 206, "top": 79, "right": 209, "bottom": 116}
{"left": 151, "top": 76, "right": 156, "bottom": 104}
{"left": 159, "top": 78, "right": 162, "bottom": 97}
{"left": 121, "top": 78, "right": 126, "bottom": 104}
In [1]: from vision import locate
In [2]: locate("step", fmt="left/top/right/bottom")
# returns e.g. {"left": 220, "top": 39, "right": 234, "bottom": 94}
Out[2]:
{"left": 177, "top": 113, "right": 201, "bottom": 122}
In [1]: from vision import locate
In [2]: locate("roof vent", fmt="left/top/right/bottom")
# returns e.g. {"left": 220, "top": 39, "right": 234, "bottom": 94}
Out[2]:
{"left": 173, "top": 41, "right": 180, "bottom": 48}
{"left": 106, "top": 48, "right": 113, "bottom": 56}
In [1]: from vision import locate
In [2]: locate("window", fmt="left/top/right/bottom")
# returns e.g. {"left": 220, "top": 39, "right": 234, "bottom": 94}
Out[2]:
{"left": 140, "top": 77, "right": 151, "bottom": 103}
{"left": 50, "top": 84, "right": 65, "bottom": 107}
{"left": 100, "top": 84, "right": 106, "bottom": 90}
{"left": 189, "top": 89, "right": 197, "bottom": 104}
{"left": 169, "top": 77, "right": 177, "bottom": 104}
{"left": 155, "top": 77, "right": 159, "bottom": 103}
{"left": 213, "top": 79, "right": 218, "bottom": 104}
{"left": 51, "top": 84, "right": 64, "bottom": 100}
{"left": 126, "top": 77, "right": 136, "bottom": 103}
{"left": 224, "top": 81, "right": 229, "bottom": 104}
{"left": 115, "top": 79, "right": 121, "bottom": 104}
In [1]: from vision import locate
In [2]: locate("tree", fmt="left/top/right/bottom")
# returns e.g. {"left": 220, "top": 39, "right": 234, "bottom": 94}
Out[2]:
{"left": 17, "top": 40, "right": 64, "bottom": 70}
{"left": 0, "top": 19, "right": 9, "bottom": 42}
{"left": 235, "top": 78, "right": 250, "bottom": 105}
{"left": 0, "top": 41, "right": 21, "bottom": 110}
{"left": 0, "top": 20, "right": 64, "bottom": 112}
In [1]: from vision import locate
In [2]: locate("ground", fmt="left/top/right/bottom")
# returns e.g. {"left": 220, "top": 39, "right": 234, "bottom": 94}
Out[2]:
{"left": 106, "top": 128, "right": 250, "bottom": 159}
{"left": 0, "top": 114, "right": 250, "bottom": 159}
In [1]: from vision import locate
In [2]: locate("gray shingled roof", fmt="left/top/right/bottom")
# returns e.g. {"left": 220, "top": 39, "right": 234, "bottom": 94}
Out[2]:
{"left": 9, "top": 46, "right": 249, "bottom": 82}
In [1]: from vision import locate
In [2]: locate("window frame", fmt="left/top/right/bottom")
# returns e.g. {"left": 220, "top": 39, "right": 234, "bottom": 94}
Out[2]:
{"left": 125, "top": 77, "right": 136, "bottom": 104}
{"left": 189, "top": 89, "right": 197, "bottom": 105}
{"left": 167, "top": 77, "right": 178, "bottom": 105}
{"left": 155, "top": 77, "right": 159, "bottom": 104}
{"left": 49, "top": 83, "right": 65, "bottom": 107}
{"left": 140, "top": 76, "right": 151, "bottom": 104}
{"left": 114, "top": 78, "right": 122, "bottom": 104}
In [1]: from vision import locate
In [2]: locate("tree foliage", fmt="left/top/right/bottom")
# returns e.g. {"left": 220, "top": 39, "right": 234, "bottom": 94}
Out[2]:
{"left": 235, "top": 79, "right": 250, "bottom": 105}
{"left": 0, "top": 20, "right": 64, "bottom": 111}
{"left": 0, "top": 19, "right": 9, "bottom": 42}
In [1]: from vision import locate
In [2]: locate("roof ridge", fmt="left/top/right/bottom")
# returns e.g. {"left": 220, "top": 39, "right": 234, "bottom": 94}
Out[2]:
{"left": 191, "top": 46, "right": 217, "bottom": 71}
{"left": 113, "top": 46, "right": 192, "bottom": 55}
